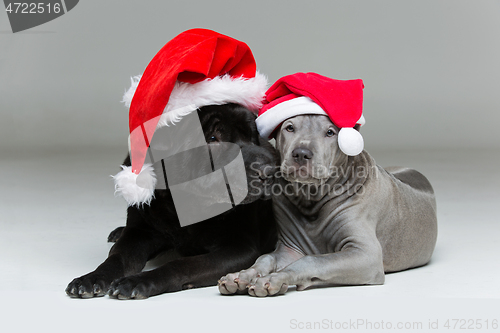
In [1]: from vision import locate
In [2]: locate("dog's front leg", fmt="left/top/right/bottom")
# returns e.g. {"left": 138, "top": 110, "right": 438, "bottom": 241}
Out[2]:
{"left": 66, "top": 226, "right": 167, "bottom": 298}
{"left": 248, "top": 239, "right": 385, "bottom": 297}
{"left": 108, "top": 242, "right": 265, "bottom": 299}
{"left": 218, "top": 242, "right": 303, "bottom": 295}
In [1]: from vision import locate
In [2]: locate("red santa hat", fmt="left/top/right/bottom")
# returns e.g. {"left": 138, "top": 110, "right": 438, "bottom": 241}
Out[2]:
{"left": 255, "top": 72, "right": 365, "bottom": 156}
{"left": 112, "top": 29, "right": 268, "bottom": 207}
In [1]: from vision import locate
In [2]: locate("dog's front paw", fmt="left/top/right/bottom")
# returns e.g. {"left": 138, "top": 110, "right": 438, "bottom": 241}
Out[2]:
{"left": 218, "top": 268, "right": 262, "bottom": 295}
{"left": 66, "top": 272, "right": 110, "bottom": 298}
{"left": 108, "top": 276, "right": 154, "bottom": 300}
{"left": 247, "top": 272, "right": 289, "bottom": 297}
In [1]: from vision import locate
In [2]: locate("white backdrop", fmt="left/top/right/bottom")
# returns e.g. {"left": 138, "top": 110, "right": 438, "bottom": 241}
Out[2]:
{"left": 2, "top": 2, "right": 500, "bottom": 332}
{"left": 1, "top": 0, "right": 500, "bottom": 151}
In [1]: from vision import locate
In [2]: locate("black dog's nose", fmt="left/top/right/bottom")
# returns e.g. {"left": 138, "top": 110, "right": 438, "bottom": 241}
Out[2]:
{"left": 257, "top": 164, "right": 276, "bottom": 179}
{"left": 292, "top": 147, "right": 313, "bottom": 165}
{"left": 252, "top": 164, "right": 275, "bottom": 186}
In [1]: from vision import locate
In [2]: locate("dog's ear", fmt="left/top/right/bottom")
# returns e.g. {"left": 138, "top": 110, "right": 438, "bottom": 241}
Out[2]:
{"left": 354, "top": 124, "right": 361, "bottom": 131}
{"left": 274, "top": 126, "right": 283, "bottom": 152}
{"left": 258, "top": 135, "right": 274, "bottom": 149}
{"left": 122, "top": 154, "right": 131, "bottom": 167}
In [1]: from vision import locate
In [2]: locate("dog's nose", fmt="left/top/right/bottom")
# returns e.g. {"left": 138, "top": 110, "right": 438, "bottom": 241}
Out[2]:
{"left": 292, "top": 147, "right": 313, "bottom": 165}
{"left": 255, "top": 164, "right": 276, "bottom": 184}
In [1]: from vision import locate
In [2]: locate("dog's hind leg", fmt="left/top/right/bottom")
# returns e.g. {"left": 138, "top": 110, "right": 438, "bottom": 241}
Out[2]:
{"left": 384, "top": 167, "right": 435, "bottom": 194}
{"left": 380, "top": 167, "right": 438, "bottom": 271}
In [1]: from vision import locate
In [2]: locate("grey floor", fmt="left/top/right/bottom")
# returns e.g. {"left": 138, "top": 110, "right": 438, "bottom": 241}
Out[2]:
{"left": 1, "top": 147, "right": 499, "bottom": 332}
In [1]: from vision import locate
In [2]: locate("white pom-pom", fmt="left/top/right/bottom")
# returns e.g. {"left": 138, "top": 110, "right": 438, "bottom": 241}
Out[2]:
{"left": 338, "top": 127, "right": 364, "bottom": 156}
{"left": 112, "top": 164, "right": 157, "bottom": 207}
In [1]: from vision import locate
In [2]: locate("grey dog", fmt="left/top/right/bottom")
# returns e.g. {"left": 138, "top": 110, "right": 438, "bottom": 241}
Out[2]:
{"left": 218, "top": 114, "right": 437, "bottom": 297}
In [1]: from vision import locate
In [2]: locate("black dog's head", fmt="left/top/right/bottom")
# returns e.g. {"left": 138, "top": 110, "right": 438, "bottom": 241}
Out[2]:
{"left": 137, "top": 103, "right": 277, "bottom": 207}
{"left": 197, "top": 104, "right": 278, "bottom": 204}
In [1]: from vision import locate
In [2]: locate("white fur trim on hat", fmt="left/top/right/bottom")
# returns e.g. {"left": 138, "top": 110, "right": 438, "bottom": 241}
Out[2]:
{"left": 256, "top": 96, "right": 327, "bottom": 139}
{"left": 122, "top": 72, "right": 268, "bottom": 127}
{"left": 357, "top": 114, "right": 366, "bottom": 126}
{"left": 112, "top": 164, "right": 157, "bottom": 207}
{"left": 118, "top": 72, "right": 267, "bottom": 206}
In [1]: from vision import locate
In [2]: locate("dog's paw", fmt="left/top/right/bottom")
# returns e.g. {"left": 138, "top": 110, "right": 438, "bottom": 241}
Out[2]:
{"left": 218, "top": 268, "right": 261, "bottom": 295}
{"left": 108, "top": 276, "right": 154, "bottom": 300}
{"left": 65, "top": 272, "right": 110, "bottom": 298}
{"left": 247, "top": 272, "right": 289, "bottom": 297}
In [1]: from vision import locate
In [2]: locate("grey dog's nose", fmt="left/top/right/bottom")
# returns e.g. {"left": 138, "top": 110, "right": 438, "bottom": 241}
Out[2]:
{"left": 292, "top": 147, "right": 313, "bottom": 165}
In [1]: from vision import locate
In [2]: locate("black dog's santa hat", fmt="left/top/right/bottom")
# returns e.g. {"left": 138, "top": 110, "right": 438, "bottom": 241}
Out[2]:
{"left": 256, "top": 72, "right": 365, "bottom": 156}
{"left": 113, "top": 29, "right": 268, "bottom": 207}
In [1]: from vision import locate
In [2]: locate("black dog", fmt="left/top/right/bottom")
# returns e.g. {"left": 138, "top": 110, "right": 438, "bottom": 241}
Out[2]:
{"left": 66, "top": 104, "right": 278, "bottom": 299}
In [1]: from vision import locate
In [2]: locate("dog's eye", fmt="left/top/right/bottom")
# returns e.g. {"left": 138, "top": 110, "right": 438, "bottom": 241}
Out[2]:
{"left": 285, "top": 124, "right": 294, "bottom": 132}
{"left": 326, "top": 129, "right": 335, "bottom": 137}
{"left": 208, "top": 136, "right": 218, "bottom": 143}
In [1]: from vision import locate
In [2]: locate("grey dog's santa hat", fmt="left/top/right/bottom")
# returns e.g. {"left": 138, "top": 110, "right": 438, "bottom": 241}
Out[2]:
{"left": 256, "top": 72, "right": 365, "bottom": 156}
{"left": 112, "top": 29, "right": 268, "bottom": 207}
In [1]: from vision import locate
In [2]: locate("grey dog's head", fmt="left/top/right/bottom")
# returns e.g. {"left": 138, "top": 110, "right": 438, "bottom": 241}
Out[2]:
{"left": 276, "top": 115, "right": 357, "bottom": 184}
